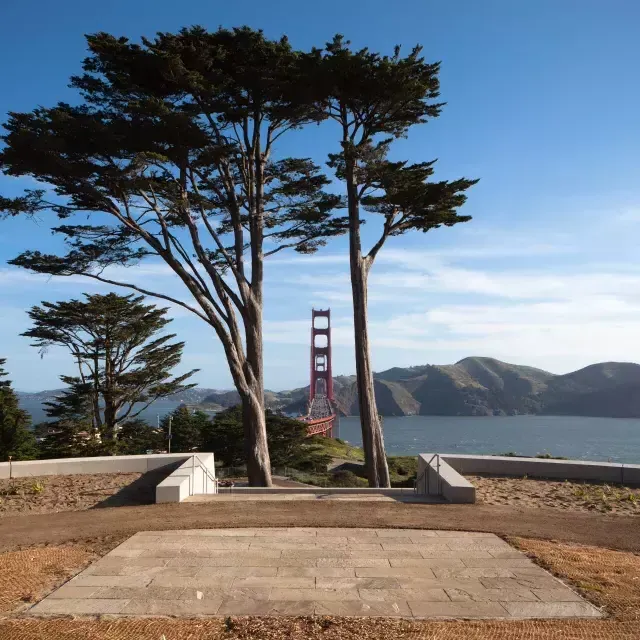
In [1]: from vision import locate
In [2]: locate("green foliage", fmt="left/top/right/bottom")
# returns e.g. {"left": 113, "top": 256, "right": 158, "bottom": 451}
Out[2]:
{"left": 38, "top": 381, "right": 95, "bottom": 459}
{"left": 23, "top": 293, "right": 197, "bottom": 451}
{"left": 0, "top": 358, "right": 38, "bottom": 462}
{"left": 386, "top": 456, "right": 418, "bottom": 487}
{"left": 202, "top": 406, "right": 331, "bottom": 470}
{"left": 317, "top": 35, "right": 478, "bottom": 244}
{"left": 310, "top": 436, "right": 364, "bottom": 461}
{"left": 286, "top": 468, "right": 369, "bottom": 488}
{"left": 31, "top": 480, "right": 46, "bottom": 494}
{"left": 117, "top": 419, "right": 161, "bottom": 455}
{"left": 161, "top": 406, "right": 209, "bottom": 453}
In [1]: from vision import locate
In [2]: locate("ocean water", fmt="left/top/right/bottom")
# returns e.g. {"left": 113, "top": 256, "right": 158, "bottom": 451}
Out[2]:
{"left": 337, "top": 415, "right": 640, "bottom": 464}
{"left": 20, "top": 397, "right": 640, "bottom": 464}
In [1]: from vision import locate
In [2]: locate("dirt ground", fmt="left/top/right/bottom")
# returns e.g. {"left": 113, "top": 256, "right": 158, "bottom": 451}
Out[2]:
{"left": 0, "top": 473, "right": 162, "bottom": 516}
{"left": 1, "top": 500, "right": 639, "bottom": 554}
{"left": 0, "top": 536, "right": 639, "bottom": 639}
{"left": 470, "top": 476, "right": 640, "bottom": 515}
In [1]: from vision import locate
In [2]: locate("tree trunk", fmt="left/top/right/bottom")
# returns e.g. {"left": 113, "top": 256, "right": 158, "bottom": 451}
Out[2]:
{"left": 345, "top": 155, "right": 391, "bottom": 488}
{"left": 241, "top": 293, "right": 272, "bottom": 487}
{"left": 241, "top": 386, "right": 272, "bottom": 486}
{"left": 350, "top": 260, "right": 391, "bottom": 488}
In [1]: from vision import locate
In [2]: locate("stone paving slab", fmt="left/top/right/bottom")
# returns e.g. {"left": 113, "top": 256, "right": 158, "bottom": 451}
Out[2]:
{"left": 29, "top": 528, "right": 602, "bottom": 619}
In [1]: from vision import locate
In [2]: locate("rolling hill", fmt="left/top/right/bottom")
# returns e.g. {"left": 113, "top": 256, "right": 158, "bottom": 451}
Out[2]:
{"left": 18, "top": 358, "right": 640, "bottom": 419}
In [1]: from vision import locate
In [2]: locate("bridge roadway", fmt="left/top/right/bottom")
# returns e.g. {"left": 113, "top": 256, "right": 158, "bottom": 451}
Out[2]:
{"left": 302, "top": 394, "right": 335, "bottom": 437}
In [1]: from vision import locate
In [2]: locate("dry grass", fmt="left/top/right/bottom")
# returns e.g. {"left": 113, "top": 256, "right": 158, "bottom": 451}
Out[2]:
{"left": 469, "top": 476, "right": 640, "bottom": 515}
{"left": 0, "top": 546, "right": 95, "bottom": 613}
{"left": 0, "top": 617, "right": 638, "bottom": 640}
{"left": 514, "top": 537, "right": 640, "bottom": 620}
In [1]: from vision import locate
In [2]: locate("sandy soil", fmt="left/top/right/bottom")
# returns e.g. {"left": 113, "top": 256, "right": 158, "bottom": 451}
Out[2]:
{"left": 0, "top": 472, "right": 161, "bottom": 516}
{"left": 469, "top": 476, "right": 640, "bottom": 515}
{"left": 1, "top": 501, "right": 638, "bottom": 555}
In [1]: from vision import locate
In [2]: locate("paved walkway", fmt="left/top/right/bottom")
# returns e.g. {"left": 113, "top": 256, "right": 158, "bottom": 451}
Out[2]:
{"left": 30, "top": 528, "right": 601, "bottom": 619}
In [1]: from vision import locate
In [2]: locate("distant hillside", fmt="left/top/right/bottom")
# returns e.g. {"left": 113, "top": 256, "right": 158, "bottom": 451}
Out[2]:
{"left": 321, "top": 357, "right": 640, "bottom": 418}
{"left": 19, "top": 387, "right": 220, "bottom": 405}
{"left": 18, "top": 357, "right": 640, "bottom": 419}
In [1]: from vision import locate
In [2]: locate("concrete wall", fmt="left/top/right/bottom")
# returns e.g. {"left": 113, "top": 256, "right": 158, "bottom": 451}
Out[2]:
{"left": 156, "top": 453, "right": 217, "bottom": 503}
{"left": 0, "top": 453, "right": 195, "bottom": 480}
{"left": 439, "top": 454, "right": 640, "bottom": 485}
{"left": 417, "top": 454, "right": 476, "bottom": 503}
{"left": 0, "top": 452, "right": 218, "bottom": 504}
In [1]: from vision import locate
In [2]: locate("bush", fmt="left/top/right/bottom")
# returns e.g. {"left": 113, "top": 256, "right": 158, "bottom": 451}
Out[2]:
{"left": 329, "top": 470, "right": 368, "bottom": 488}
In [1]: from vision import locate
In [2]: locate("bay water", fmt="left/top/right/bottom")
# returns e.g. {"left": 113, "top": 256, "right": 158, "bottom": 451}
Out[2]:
{"left": 21, "top": 397, "right": 640, "bottom": 464}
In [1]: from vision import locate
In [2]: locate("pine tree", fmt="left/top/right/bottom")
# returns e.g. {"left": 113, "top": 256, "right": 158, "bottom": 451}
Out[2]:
{"left": 161, "top": 406, "right": 208, "bottom": 453}
{"left": 0, "top": 359, "right": 38, "bottom": 461}
{"left": 23, "top": 293, "right": 197, "bottom": 453}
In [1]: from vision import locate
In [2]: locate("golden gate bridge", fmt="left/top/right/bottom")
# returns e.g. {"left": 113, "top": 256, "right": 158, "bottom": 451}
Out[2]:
{"left": 300, "top": 308, "right": 337, "bottom": 438}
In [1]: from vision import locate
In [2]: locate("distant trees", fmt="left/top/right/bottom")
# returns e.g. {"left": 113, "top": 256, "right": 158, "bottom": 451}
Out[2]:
{"left": 23, "top": 293, "right": 197, "bottom": 453}
{"left": 0, "top": 359, "right": 38, "bottom": 461}
{"left": 160, "top": 405, "right": 209, "bottom": 453}
{"left": 117, "top": 418, "right": 161, "bottom": 455}
{"left": 202, "top": 406, "right": 330, "bottom": 470}
{"left": 316, "top": 37, "right": 478, "bottom": 487}
{"left": 0, "top": 27, "right": 346, "bottom": 486}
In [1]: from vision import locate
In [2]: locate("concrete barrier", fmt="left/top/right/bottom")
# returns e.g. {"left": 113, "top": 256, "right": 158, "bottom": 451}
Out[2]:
{"left": 156, "top": 453, "right": 217, "bottom": 503}
{"left": 0, "top": 453, "right": 196, "bottom": 480}
{"left": 417, "top": 454, "right": 475, "bottom": 503}
{"left": 0, "top": 452, "right": 218, "bottom": 504}
{"left": 438, "top": 454, "right": 640, "bottom": 485}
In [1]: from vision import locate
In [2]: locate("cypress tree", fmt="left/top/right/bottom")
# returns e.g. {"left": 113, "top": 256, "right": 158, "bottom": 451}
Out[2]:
{"left": 23, "top": 293, "right": 197, "bottom": 454}
{"left": 0, "top": 27, "right": 346, "bottom": 485}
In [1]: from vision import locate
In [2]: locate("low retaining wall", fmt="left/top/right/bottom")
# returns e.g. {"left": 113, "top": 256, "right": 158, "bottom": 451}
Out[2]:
{"left": 0, "top": 452, "right": 218, "bottom": 504}
{"left": 417, "top": 454, "right": 476, "bottom": 503}
{"left": 0, "top": 453, "right": 193, "bottom": 480}
{"left": 439, "top": 454, "right": 640, "bottom": 485}
{"left": 156, "top": 453, "right": 217, "bottom": 503}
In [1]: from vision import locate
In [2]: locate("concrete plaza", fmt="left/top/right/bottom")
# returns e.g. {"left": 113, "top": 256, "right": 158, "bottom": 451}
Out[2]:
{"left": 30, "top": 528, "right": 601, "bottom": 619}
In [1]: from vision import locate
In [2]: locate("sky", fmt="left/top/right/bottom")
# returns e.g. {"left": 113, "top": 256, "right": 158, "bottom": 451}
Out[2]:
{"left": 1, "top": 0, "right": 640, "bottom": 392}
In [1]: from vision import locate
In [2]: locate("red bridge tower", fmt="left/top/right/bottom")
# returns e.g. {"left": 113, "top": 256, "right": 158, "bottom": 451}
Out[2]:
{"left": 304, "top": 308, "right": 336, "bottom": 437}
{"left": 310, "top": 308, "right": 334, "bottom": 403}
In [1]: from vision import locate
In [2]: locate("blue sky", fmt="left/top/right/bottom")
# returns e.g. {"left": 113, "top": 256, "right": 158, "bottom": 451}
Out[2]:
{"left": 1, "top": 0, "right": 640, "bottom": 391}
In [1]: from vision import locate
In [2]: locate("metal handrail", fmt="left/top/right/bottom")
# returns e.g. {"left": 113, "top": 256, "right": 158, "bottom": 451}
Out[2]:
{"left": 192, "top": 454, "right": 218, "bottom": 496}
{"left": 414, "top": 454, "right": 441, "bottom": 496}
